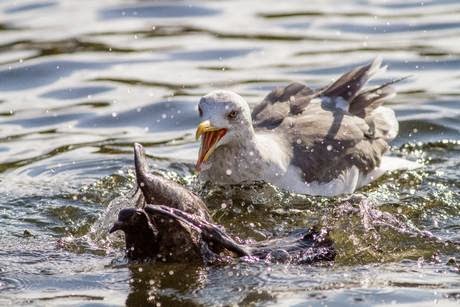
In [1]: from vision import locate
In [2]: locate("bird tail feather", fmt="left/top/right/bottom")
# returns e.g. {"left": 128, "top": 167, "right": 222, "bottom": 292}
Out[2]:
{"left": 321, "top": 56, "right": 385, "bottom": 102}
{"left": 349, "top": 76, "right": 409, "bottom": 118}
{"left": 321, "top": 57, "right": 408, "bottom": 120}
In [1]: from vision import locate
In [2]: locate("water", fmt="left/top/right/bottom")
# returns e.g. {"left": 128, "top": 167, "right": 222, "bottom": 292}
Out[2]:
{"left": 0, "top": 0, "right": 459, "bottom": 305}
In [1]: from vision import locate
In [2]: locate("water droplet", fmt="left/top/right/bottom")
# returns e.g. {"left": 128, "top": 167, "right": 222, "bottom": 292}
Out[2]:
{"left": 226, "top": 169, "right": 232, "bottom": 175}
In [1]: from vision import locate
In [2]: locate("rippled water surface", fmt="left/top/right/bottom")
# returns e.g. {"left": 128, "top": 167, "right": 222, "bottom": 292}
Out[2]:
{"left": 0, "top": 0, "right": 459, "bottom": 306}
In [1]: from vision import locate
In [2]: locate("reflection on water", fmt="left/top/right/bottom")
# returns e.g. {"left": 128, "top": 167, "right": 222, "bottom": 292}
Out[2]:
{"left": 0, "top": 0, "right": 459, "bottom": 306}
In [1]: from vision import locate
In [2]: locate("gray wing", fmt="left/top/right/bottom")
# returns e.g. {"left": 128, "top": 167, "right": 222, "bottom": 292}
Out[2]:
{"left": 279, "top": 103, "right": 388, "bottom": 183}
{"left": 253, "top": 57, "right": 398, "bottom": 128}
{"left": 252, "top": 82, "right": 314, "bottom": 129}
{"left": 252, "top": 57, "right": 401, "bottom": 182}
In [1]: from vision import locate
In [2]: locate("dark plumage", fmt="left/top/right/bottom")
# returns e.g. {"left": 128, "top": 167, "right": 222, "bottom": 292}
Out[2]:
{"left": 109, "top": 143, "right": 335, "bottom": 264}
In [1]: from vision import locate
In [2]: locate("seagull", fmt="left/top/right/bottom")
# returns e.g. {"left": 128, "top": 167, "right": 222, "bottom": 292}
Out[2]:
{"left": 194, "top": 57, "right": 418, "bottom": 196}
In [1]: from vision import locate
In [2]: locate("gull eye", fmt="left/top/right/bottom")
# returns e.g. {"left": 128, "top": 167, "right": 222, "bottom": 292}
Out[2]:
{"left": 227, "top": 110, "right": 238, "bottom": 120}
{"left": 198, "top": 106, "right": 203, "bottom": 117}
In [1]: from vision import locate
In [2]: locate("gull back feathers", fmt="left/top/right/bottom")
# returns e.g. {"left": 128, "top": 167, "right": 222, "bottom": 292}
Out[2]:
{"left": 251, "top": 57, "right": 402, "bottom": 183}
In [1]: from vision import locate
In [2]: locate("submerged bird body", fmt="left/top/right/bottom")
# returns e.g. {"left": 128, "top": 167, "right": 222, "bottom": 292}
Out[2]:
{"left": 110, "top": 143, "right": 335, "bottom": 264}
{"left": 196, "top": 58, "right": 416, "bottom": 196}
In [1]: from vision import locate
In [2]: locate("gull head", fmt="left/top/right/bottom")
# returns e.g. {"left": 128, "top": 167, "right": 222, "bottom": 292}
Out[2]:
{"left": 195, "top": 90, "right": 253, "bottom": 171}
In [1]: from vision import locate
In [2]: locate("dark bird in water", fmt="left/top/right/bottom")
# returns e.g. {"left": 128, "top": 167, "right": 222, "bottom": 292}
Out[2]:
{"left": 194, "top": 57, "right": 419, "bottom": 196}
{"left": 109, "top": 143, "right": 335, "bottom": 264}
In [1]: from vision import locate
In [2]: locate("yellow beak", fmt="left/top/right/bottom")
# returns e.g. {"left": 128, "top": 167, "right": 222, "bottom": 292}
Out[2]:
{"left": 195, "top": 120, "right": 227, "bottom": 171}
{"left": 195, "top": 120, "right": 221, "bottom": 140}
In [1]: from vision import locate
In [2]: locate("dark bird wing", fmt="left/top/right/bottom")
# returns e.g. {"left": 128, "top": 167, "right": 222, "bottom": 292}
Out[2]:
{"left": 134, "top": 143, "right": 211, "bottom": 221}
{"left": 133, "top": 143, "right": 214, "bottom": 262}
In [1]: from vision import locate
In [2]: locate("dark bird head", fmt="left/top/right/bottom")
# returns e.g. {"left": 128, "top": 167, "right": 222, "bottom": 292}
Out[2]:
{"left": 109, "top": 208, "right": 151, "bottom": 234}
{"left": 109, "top": 208, "right": 158, "bottom": 260}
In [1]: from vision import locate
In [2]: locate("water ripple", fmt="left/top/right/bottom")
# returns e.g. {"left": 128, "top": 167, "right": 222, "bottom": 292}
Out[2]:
{"left": 0, "top": 0, "right": 459, "bottom": 305}
{"left": 100, "top": 3, "right": 220, "bottom": 20}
